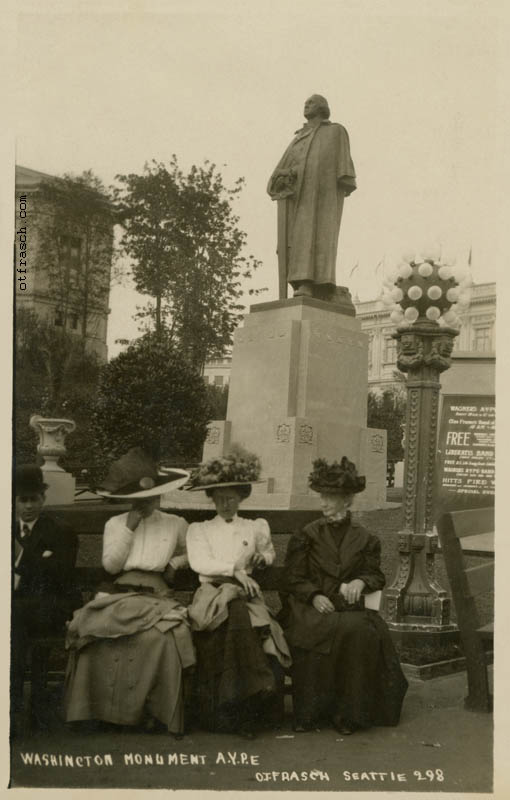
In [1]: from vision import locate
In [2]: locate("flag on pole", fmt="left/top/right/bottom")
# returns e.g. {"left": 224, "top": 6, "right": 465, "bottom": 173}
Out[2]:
{"left": 375, "top": 257, "right": 384, "bottom": 275}
{"left": 349, "top": 261, "right": 359, "bottom": 278}
{"left": 468, "top": 246, "right": 472, "bottom": 266}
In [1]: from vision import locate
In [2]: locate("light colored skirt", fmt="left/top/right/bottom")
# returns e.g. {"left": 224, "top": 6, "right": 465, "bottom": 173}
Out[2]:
{"left": 64, "top": 570, "right": 195, "bottom": 733}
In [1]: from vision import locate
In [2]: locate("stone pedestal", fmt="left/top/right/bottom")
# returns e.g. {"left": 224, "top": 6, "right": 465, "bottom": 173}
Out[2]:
{"left": 201, "top": 297, "right": 387, "bottom": 510}
{"left": 42, "top": 471, "right": 76, "bottom": 506}
{"left": 29, "top": 415, "right": 76, "bottom": 505}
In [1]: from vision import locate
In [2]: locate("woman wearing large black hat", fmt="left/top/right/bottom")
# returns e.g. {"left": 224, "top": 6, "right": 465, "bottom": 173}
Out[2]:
{"left": 64, "top": 448, "right": 194, "bottom": 735}
{"left": 279, "top": 456, "right": 408, "bottom": 734}
{"left": 186, "top": 446, "right": 291, "bottom": 738}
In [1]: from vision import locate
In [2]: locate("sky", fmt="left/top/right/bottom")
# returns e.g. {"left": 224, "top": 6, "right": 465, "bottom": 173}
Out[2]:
{"left": 9, "top": 0, "right": 509, "bottom": 357}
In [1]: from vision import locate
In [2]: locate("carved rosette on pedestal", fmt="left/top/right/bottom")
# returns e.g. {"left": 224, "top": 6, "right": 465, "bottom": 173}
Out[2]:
{"left": 382, "top": 323, "right": 458, "bottom": 631}
{"left": 29, "top": 414, "right": 76, "bottom": 472}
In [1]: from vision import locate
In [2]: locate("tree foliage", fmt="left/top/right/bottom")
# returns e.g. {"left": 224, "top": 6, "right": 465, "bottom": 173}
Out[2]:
{"left": 205, "top": 383, "right": 229, "bottom": 420}
{"left": 367, "top": 388, "right": 406, "bottom": 463}
{"left": 15, "top": 308, "right": 101, "bottom": 471}
{"left": 36, "top": 170, "right": 114, "bottom": 343}
{"left": 90, "top": 333, "right": 212, "bottom": 482}
{"left": 114, "top": 158, "right": 264, "bottom": 371}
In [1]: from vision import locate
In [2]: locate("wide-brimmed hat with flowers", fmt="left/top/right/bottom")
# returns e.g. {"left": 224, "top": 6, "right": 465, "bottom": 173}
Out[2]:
{"left": 308, "top": 457, "right": 366, "bottom": 495}
{"left": 188, "top": 445, "right": 262, "bottom": 492}
{"left": 97, "top": 447, "right": 190, "bottom": 499}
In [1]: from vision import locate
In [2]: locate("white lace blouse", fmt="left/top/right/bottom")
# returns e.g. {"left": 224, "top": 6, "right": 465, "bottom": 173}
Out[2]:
{"left": 186, "top": 515, "right": 275, "bottom": 583}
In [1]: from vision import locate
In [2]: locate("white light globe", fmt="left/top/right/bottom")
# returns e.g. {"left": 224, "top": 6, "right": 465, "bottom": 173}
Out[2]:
{"left": 446, "top": 287, "right": 460, "bottom": 302}
{"left": 421, "top": 244, "right": 441, "bottom": 262}
{"left": 442, "top": 309, "right": 457, "bottom": 325}
{"left": 408, "top": 285, "right": 422, "bottom": 300}
{"left": 404, "top": 306, "right": 419, "bottom": 322}
{"left": 418, "top": 263, "right": 433, "bottom": 278}
{"left": 382, "top": 292, "right": 394, "bottom": 306}
{"left": 391, "top": 287, "right": 404, "bottom": 302}
{"left": 426, "top": 306, "right": 441, "bottom": 321}
{"left": 390, "top": 310, "right": 404, "bottom": 324}
{"left": 457, "top": 290, "right": 471, "bottom": 308}
{"left": 401, "top": 250, "right": 415, "bottom": 264}
{"left": 398, "top": 263, "right": 413, "bottom": 279}
{"left": 438, "top": 266, "right": 453, "bottom": 280}
{"left": 453, "top": 266, "right": 468, "bottom": 282}
{"left": 440, "top": 250, "right": 456, "bottom": 266}
{"left": 427, "top": 285, "right": 442, "bottom": 300}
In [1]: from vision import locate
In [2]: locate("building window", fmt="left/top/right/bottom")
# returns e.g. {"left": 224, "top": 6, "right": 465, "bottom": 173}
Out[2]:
{"left": 54, "top": 309, "right": 63, "bottom": 327}
{"left": 59, "top": 235, "right": 82, "bottom": 283}
{"left": 70, "top": 313, "right": 79, "bottom": 330}
{"left": 383, "top": 336, "right": 397, "bottom": 364}
{"left": 214, "top": 375, "right": 224, "bottom": 387}
{"left": 472, "top": 326, "right": 492, "bottom": 353}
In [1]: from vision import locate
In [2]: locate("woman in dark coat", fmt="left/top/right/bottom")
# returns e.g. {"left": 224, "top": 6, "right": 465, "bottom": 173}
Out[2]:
{"left": 279, "top": 457, "right": 408, "bottom": 735}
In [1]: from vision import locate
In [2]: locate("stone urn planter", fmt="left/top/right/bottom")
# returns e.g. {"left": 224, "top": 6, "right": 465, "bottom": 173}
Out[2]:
{"left": 29, "top": 414, "right": 76, "bottom": 471}
{"left": 29, "top": 415, "right": 76, "bottom": 504}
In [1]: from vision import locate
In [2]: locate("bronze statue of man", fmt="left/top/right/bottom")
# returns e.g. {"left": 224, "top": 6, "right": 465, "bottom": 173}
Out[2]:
{"left": 267, "top": 95, "right": 356, "bottom": 300}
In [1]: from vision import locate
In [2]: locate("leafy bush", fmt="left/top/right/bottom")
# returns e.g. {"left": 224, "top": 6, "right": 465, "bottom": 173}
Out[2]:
{"left": 90, "top": 333, "right": 212, "bottom": 485}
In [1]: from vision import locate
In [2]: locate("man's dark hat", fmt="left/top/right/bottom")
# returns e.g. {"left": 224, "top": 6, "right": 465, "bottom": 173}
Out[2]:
{"left": 97, "top": 447, "right": 189, "bottom": 499}
{"left": 15, "top": 465, "right": 48, "bottom": 496}
{"left": 308, "top": 457, "right": 366, "bottom": 495}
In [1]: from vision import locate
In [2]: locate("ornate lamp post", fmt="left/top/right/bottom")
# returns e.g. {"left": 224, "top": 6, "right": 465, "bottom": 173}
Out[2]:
{"left": 379, "top": 248, "right": 472, "bottom": 660}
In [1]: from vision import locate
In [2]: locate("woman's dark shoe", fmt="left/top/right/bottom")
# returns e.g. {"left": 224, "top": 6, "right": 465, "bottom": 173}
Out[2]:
{"left": 238, "top": 722, "right": 257, "bottom": 740}
{"left": 332, "top": 714, "right": 358, "bottom": 735}
{"left": 293, "top": 719, "right": 314, "bottom": 733}
{"left": 143, "top": 717, "right": 168, "bottom": 734}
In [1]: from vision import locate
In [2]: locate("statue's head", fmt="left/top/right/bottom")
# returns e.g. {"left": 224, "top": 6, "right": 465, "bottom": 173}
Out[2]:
{"left": 304, "top": 94, "right": 330, "bottom": 120}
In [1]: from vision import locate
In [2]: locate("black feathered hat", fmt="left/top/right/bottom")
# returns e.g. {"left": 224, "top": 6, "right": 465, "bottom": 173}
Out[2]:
{"left": 308, "top": 457, "right": 366, "bottom": 495}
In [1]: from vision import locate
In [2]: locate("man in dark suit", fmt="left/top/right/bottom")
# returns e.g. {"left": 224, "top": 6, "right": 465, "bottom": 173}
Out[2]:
{"left": 12, "top": 465, "right": 80, "bottom": 718}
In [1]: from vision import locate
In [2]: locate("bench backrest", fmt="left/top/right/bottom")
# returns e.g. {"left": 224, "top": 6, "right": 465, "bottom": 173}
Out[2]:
{"left": 444, "top": 507, "right": 494, "bottom": 540}
{"left": 436, "top": 507, "right": 494, "bottom": 620}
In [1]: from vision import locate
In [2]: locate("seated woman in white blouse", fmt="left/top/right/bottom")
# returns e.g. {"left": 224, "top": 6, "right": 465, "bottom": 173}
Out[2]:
{"left": 64, "top": 448, "right": 194, "bottom": 736}
{"left": 186, "top": 448, "right": 291, "bottom": 739}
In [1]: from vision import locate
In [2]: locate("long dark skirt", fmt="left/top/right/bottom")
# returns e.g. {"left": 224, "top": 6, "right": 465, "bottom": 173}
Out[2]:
{"left": 290, "top": 610, "right": 408, "bottom": 729}
{"left": 190, "top": 598, "right": 285, "bottom": 733}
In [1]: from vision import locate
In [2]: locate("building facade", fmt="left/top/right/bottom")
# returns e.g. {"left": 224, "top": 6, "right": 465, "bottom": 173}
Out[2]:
{"left": 203, "top": 355, "right": 232, "bottom": 386}
{"left": 14, "top": 165, "right": 114, "bottom": 362}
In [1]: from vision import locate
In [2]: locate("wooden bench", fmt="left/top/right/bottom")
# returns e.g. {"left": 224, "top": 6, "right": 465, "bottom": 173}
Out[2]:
{"left": 436, "top": 506, "right": 494, "bottom": 712}
{"left": 23, "top": 505, "right": 318, "bottom": 729}
{"left": 23, "top": 504, "right": 383, "bottom": 729}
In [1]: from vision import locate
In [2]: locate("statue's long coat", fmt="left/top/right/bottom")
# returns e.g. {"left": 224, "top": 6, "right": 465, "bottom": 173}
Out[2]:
{"left": 268, "top": 120, "right": 356, "bottom": 286}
